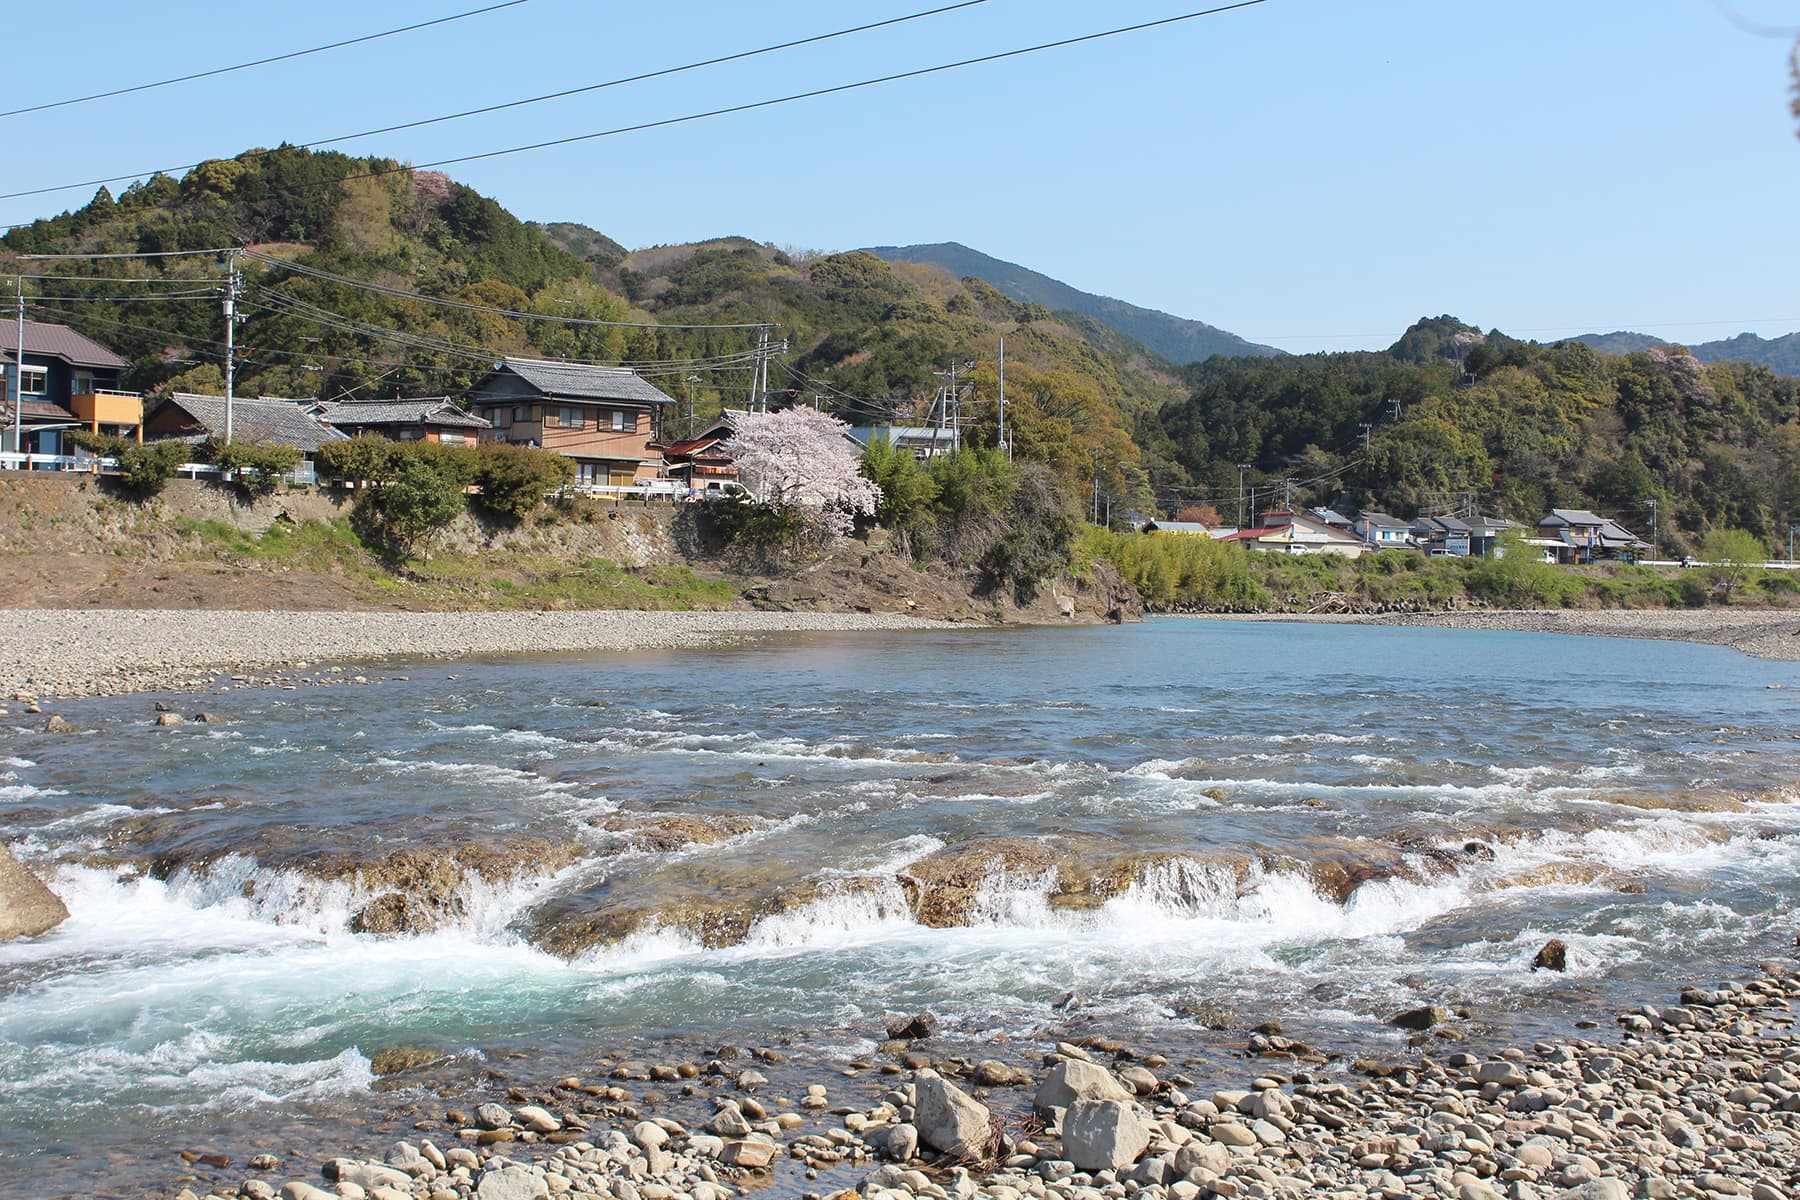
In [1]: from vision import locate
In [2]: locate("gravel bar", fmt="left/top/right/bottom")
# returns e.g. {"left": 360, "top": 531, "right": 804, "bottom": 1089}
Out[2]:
{"left": 0, "top": 609, "right": 964, "bottom": 700}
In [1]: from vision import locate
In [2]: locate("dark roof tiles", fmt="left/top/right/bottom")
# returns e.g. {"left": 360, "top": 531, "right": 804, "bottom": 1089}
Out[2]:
{"left": 0, "top": 320, "right": 129, "bottom": 369}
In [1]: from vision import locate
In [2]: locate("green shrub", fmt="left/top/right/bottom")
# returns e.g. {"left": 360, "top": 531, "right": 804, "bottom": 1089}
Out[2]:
{"left": 472, "top": 443, "right": 573, "bottom": 520}
{"left": 861, "top": 437, "right": 939, "bottom": 530}
{"left": 112, "top": 441, "right": 190, "bottom": 495}
{"left": 206, "top": 440, "right": 302, "bottom": 496}
{"left": 317, "top": 434, "right": 399, "bottom": 484}
{"left": 355, "top": 456, "right": 465, "bottom": 559}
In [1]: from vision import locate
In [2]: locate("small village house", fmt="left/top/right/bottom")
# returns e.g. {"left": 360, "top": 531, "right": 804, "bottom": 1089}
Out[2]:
{"left": 1353, "top": 512, "right": 1413, "bottom": 549}
{"left": 846, "top": 423, "right": 960, "bottom": 460}
{"left": 313, "top": 398, "right": 491, "bottom": 444}
{"left": 0, "top": 320, "right": 138, "bottom": 456}
{"left": 1535, "top": 508, "right": 1650, "bottom": 564}
{"left": 1218, "top": 510, "right": 1368, "bottom": 558}
{"left": 468, "top": 358, "right": 674, "bottom": 486}
{"left": 653, "top": 416, "right": 742, "bottom": 493}
{"left": 1138, "top": 519, "right": 1216, "bottom": 536}
{"left": 143, "top": 393, "right": 347, "bottom": 482}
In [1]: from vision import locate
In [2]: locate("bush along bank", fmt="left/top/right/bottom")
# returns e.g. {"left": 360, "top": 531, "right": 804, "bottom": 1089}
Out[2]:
{"left": 1078, "top": 530, "right": 1800, "bottom": 614}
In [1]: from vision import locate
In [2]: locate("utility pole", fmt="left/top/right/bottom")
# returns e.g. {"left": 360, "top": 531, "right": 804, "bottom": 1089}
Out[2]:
{"left": 997, "top": 337, "right": 1008, "bottom": 459}
{"left": 222, "top": 248, "right": 240, "bottom": 445}
{"left": 11, "top": 278, "right": 23, "bottom": 462}
{"left": 1790, "top": 524, "right": 1799, "bottom": 563}
{"left": 1249, "top": 485, "right": 1257, "bottom": 526}
{"left": 1282, "top": 477, "right": 1293, "bottom": 511}
{"left": 1644, "top": 498, "right": 1658, "bottom": 561}
{"left": 1237, "top": 463, "right": 1250, "bottom": 529}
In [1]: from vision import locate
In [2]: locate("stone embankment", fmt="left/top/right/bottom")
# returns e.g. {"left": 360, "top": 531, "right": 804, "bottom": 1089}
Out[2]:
{"left": 168, "top": 969, "right": 1800, "bottom": 1200}
{"left": 0, "top": 609, "right": 962, "bottom": 699}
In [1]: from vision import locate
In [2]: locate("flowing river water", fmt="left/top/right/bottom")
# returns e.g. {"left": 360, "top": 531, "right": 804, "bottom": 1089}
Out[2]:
{"left": 2, "top": 618, "right": 1798, "bottom": 1196}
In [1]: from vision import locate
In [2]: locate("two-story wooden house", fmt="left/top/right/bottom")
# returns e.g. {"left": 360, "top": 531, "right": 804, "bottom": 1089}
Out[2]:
{"left": 0, "top": 320, "right": 138, "bottom": 455}
{"left": 467, "top": 358, "right": 675, "bottom": 486}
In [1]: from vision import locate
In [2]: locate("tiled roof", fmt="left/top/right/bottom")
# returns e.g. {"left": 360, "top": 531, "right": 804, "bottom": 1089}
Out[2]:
{"left": 317, "top": 398, "right": 490, "bottom": 430}
{"left": 0, "top": 320, "right": 129, "bottom": 369}
{"left": 487, "top": 358, "right": 676, "bottom": 405}
{"left": 155, "top": 393, "right": 347, "bottom": 452}
{"left": 1358, "top": 512, "right": 1411, "bottom": 529}
{"left": 0, "top": 399, "right": 79, "bottom": 425}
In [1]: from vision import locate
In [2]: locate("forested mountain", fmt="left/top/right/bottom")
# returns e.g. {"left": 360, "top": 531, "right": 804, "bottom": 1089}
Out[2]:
{"left": 1575, "top": 330, "right": 1800, "bottom": 377}
{"left": 4, "top": 146, "right": 1795, "bottom": 556}
{"left": 0, "top": 147, "right": 1180, "bottom": 507}
{"left": 863, "top": 242, "right": 1282, "bottom": 365}
{"left": 1154, "top": 316, "right": 1800, "bottom": 553}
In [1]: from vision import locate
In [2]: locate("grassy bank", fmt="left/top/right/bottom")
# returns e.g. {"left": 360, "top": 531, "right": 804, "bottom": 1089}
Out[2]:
{"left": 1080, "top": 527, "right": 1800, "bottom": 612}
{"left": 172, "top": 516, "right": 738, "bottom": 611}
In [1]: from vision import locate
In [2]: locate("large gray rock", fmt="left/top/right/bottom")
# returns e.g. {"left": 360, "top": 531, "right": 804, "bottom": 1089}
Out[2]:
{"left": 1061, "top": 1099, "right": 1151, "bottom": 1172}
{"left": 474, "top": 1166, "right": 549, "bottom": 1200}
{"left": 0, "top": 846, "right": 67, "bottom": 941}
{"left": 1034, "top": 1058, "right": 1133, "bottom": 1115}
{"left": 914, "top": 1074, "right": 994, "bottom": 1159}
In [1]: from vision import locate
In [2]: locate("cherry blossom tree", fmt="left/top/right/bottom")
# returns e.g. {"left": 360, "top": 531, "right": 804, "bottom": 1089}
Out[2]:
{"left": 726, "top": 407, "right": 880, "bottom": 537}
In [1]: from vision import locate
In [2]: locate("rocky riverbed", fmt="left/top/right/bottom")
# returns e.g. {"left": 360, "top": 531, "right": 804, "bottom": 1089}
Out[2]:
{"left": 150, "top": 966, "right": 1800, "bottom": 1200}
{"left": 0, "top": 609, "right": 963, "bottom": 700}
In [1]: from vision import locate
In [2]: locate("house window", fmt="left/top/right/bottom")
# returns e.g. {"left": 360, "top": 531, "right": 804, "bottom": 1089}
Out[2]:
{"left": 71, "top": 371, "right": 95, "bottom": 395}
{"left": 545, "top": 405, "right": 585, "bottom": 429}
{"left": 439, "top": 431, "right": 466, "bottom": 446}
{"left": 491, "top": 408, "right": 511, "bottom": 429}
{"left": 399, "top": 429, "right": 420, "bottom": 441}
{"left": 12, "top": 365, "right": 46, "bottom": 397}
{"left": 513, "top": 405, "right": 533, "bottom": 424}
{"left": 610, "top": 410, "right": 632, "bottom": 432}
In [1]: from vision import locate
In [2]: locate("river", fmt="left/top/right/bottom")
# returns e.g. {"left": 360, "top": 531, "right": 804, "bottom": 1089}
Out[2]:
{"left": 2, "top": 618, "right": 1797, "bottom": 1196}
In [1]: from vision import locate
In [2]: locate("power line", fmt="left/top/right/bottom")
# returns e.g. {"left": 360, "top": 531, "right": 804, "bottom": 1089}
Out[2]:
{"left": 14, "top": 248, "right": 232, "bottom": 261}
{"left": 0, "top": 1, "right": 989, "bottom": 204}
{"left": 245, "top": 252, "right": 776, "bottom": 331}
{"left": 0, "top": 1, "right": 1272, "bottom": 204}
{"left": 279, "top": 2, "right": 987, "bottom": 156}
{"left": 0, "top": 2, "right": 531, "bottom": 120}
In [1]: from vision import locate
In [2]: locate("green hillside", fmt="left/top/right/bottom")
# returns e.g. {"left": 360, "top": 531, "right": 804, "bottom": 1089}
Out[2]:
{"left": 0, "top": 149, "right": 1180, "bottom": 509}
{"left": 1158, "top": 316, "right": 1800, "bottom": 554}
{"left": 1575, "top": 330, "right": 1800, "bottom": 377}
{"left": 863, "top": 242, "right": 1282, "bottom": 365}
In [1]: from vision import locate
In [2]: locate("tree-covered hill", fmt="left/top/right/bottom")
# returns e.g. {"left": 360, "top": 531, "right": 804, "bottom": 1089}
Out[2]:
{"left": 0, "top": 147, "right": 1181, "bottom": 509}
{"left": 5, "top": 146, "right": 1795, "bottom": 556}
{"left": 863, "top": 241, "right": 1282, "bottom": 365}
{"left": 1574, "top": 330, "right": 1800, "bottom": 377}
{"left": 1157, "top": 315, "right": 1800, "bottom": 553}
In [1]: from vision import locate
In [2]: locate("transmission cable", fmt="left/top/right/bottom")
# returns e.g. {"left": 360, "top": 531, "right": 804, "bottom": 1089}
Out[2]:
{"left": 0, "top": 2, "right": 531, "bottom": 120}
{"left": 0, "top": 0, "right": 1270, "bottom": 202}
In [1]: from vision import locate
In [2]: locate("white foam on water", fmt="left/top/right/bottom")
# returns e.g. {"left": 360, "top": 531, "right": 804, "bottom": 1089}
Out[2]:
{"left": 0, "top": 782, "right": 66, "bottom": 802}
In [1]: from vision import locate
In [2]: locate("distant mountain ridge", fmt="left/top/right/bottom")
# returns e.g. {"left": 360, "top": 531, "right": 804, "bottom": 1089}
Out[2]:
{"left": 1573, "top": 330, "right": 1800, "bottom": 377}
{"left": 862, "top": 242, "right": 1281, "bottom": 365}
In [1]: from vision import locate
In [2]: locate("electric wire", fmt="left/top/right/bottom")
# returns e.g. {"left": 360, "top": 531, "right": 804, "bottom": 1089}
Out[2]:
{"left": 245, "top": 252, "right": 776, "bottom": 331}
{"left": 0, "top": 2, "right": 531, "bottom": 120}
{"left": 0, "top": 1, "right": 1271, "bottom": 203}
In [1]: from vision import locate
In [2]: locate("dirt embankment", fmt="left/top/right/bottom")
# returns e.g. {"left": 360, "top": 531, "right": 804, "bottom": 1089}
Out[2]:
{"left": 0, "top": 474, "right": 1136, "bottom": 626}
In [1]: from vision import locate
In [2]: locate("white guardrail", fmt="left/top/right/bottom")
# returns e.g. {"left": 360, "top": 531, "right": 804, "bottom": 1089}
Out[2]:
{"left": 0, "top": 452, "right": 314, "bottom": 485}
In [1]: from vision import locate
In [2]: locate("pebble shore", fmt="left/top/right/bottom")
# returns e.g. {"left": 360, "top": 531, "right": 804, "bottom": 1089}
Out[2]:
{"left": 0, "top": 609, "right": 963, "bottom": 700}
{"left": 159, "top": 968, "right": 1800, "bottom": 1200}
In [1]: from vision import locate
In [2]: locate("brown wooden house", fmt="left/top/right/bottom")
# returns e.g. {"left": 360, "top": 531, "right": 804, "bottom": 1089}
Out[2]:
{"left": 314, "top": 397, "right": 491, "bottom": 445}
{"left": 467, "top": 358, "right": 675, "bottom": 486}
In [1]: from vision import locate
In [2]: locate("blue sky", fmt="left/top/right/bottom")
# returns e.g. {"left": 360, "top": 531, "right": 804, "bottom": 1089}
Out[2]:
{"left": 4, "top": 0, "right": 1797, "bottom": 352}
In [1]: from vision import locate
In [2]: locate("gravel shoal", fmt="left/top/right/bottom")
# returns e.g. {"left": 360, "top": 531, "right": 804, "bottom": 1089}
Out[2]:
{"left": 1181, "top": 609, "right": 1800, "bottom": 661}
{"left": 0, "top": 609, "right": 963, "bottom": 700}
{"left": 162, "top": 965, "right": 1800, "bottom": 1200}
